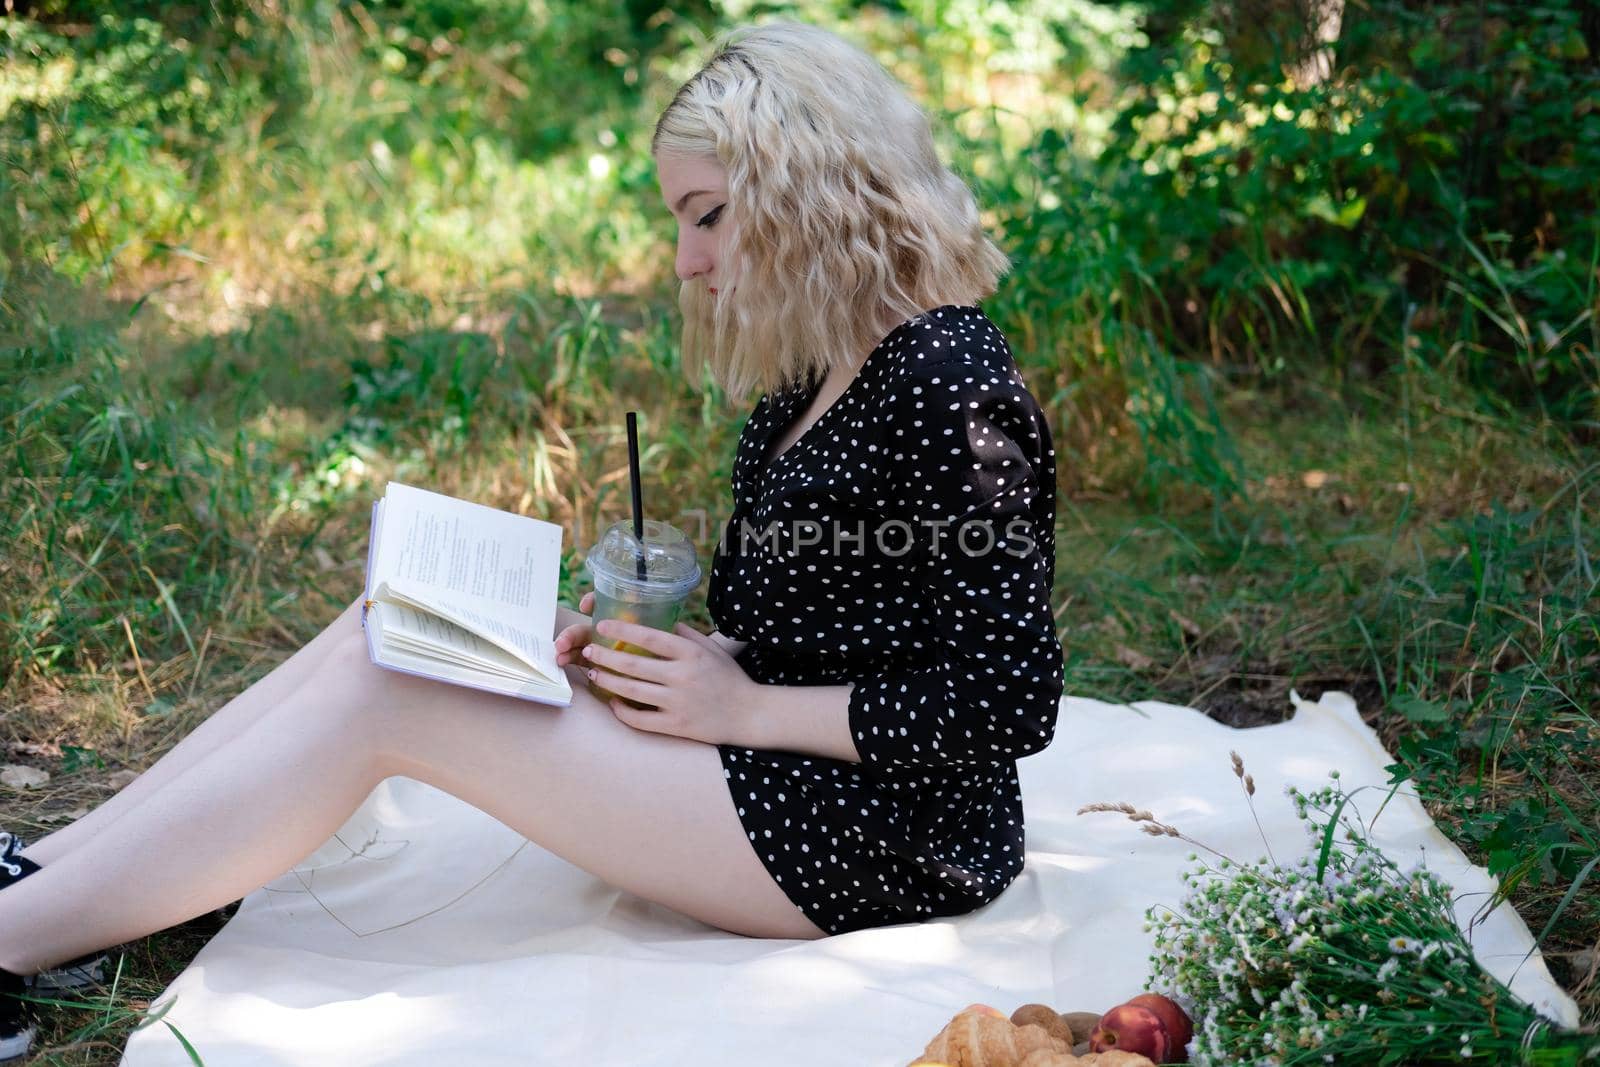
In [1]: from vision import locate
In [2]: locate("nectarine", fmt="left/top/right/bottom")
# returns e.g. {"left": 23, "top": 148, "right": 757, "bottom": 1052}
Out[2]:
{"left": 1089, "top": 1004, "right": 1171, "bottom": 1062}
{"left": 1126, "top": 993, "right": 1192, "bottom": 1059}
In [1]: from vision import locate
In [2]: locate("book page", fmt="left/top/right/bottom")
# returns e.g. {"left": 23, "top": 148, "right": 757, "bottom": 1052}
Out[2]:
{"left": 378, "top": 602, "right": 539, "bottom": 680}
{"left": 365, "top": 602, "right": 572, "bottom": 706}
{"left": 377, "top": 581, "right": 559, "bottom": 682}
{"left": 377, "top": 642, "right": 570, "bottom": 704}
{"left": 370, "top": 482, "right": 563, "bottom": 676}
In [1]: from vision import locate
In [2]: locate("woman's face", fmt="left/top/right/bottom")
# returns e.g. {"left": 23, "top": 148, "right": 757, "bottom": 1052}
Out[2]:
{"left": 656, "top": 153, "right": 731, "bottom": 294}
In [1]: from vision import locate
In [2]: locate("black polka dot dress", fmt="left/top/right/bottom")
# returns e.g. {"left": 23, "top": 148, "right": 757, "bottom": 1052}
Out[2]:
{"left": 709, "top": 304, "right": 1065, "bottom": 936}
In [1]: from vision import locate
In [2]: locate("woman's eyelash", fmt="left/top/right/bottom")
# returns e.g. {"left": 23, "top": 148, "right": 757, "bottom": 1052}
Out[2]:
{"left": 696, "top": 205, "right": 724, "bottom": 228}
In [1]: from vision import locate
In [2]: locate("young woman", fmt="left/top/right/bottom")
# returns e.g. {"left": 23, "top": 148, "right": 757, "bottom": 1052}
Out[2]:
{"left": 0, "top": 21, "right": 1063, "bottom": 1060}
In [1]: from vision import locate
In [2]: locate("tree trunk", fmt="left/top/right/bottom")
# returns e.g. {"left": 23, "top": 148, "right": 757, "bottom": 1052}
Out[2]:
{"left": 1289, "top": 0, "right": 1346, "bottom": 88}
{"left": 1220, "top": 0, "right": 1346, "bottom": 86}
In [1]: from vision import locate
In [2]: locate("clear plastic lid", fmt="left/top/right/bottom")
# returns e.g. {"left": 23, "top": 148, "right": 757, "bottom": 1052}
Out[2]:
{"left": 583, "top": 519, "right": 701, "bottom": 601}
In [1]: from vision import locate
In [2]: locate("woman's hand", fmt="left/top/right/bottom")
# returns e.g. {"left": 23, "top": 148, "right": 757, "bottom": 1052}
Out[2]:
{"left": 580, "top": 618, "right": 759, "bottom": 747}
{"left": 554, "top": 591, "right": 597, "bottom": 668}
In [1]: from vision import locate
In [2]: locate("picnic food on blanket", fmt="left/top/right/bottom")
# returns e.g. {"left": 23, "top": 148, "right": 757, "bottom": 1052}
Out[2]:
{"left": 1086, "top": 1003, "right": 1174, "bottom": 1061}
{"left": 911, "top": 1004, "right": 1070, "bottom": 1066}
{"left": 1059, "top": 1013, "right": 1103, "bottom": 1045}
{"left": 1018, "top": 1054, "right": 1158, "bottom": 1067}
{"left": 1123, "top": 995, "right": 1192, "bottom": 1055}
{"left": 907, "top": 1003, "right": 1162, "bottom": 1067}
{"left": 1009, "top": 1003, "right": 1075, "bottom": 1045}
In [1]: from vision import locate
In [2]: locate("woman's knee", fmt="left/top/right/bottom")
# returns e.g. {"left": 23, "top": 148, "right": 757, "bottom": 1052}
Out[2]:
{"left": 315, "top": 606, "right": 380, "bottom": 680}
{"left": 293, "top": 623, "right": 397, "bottom": 748}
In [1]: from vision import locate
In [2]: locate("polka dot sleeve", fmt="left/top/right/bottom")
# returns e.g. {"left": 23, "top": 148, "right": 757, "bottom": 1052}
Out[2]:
{"left": 845, "top": 340, "right": 1065, "bottom": 771}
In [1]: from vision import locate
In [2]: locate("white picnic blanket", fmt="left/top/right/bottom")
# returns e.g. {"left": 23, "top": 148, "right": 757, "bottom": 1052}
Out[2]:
{"left": 118, "top": 690, "right": 1579, "bottom": 1065}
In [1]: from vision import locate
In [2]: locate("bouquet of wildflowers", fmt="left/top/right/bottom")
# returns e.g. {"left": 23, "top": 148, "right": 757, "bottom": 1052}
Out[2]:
{"left": 1082, "top": 755, "right": 1599, "bottom": 1066}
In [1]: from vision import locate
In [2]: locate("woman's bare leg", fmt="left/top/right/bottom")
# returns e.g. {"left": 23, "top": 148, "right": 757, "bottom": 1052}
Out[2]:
{"left": 20, "top": 598, "right": 589, "bottom": 867}
{"left": 18, "top": 597, "right": 368, "bottom": 865}
{"left": 0, "top": 610, "right": 823, "bottom": 974}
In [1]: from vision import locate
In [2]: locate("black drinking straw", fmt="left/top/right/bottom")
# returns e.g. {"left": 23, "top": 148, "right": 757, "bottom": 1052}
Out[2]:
{"left": 626, "top": 411, "right": 648, "bottom": 580}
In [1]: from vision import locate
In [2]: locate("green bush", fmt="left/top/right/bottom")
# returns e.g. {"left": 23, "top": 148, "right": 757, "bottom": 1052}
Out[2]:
{"left": 1017, "top": 0, "right": 1600, "bottom": 423}
{"left": 0, "top": 10, "right": 304, "bottom": 278}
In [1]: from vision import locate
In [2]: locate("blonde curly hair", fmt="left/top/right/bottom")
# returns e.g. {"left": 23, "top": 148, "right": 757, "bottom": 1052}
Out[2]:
{"left": 652, "top": 21, "right": 1010, "bottom": 404}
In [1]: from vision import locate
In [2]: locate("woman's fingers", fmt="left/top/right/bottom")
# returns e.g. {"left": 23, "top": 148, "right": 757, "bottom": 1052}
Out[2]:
{"left": 581, "top": 639, "right": 675, "bottom": 684}
{"left": 589, "top": 665, "right": 668, "bottom": 713}
{"left": 555, "top": 593, "right": 600, "bottom": 666}
{"left": 556, "top": 623, "right": 588, "bottom": 647}
{"left": 593, "top": 619, "right": 689, "bottom": 658}
{"left": 554, "top": 622, "right": 594, "bottom": 666}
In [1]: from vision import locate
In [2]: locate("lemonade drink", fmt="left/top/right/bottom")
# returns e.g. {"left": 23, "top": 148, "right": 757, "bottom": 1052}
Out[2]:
{"left": 583, "top": 519, "right": 701, "bottom": 710}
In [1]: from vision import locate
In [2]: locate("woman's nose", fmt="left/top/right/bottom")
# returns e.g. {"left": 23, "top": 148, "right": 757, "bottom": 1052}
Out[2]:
{"left": 676, "top": 239, "right": 711, "bottom": 282}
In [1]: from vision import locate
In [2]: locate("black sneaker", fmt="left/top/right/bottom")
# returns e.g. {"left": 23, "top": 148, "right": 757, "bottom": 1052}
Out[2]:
{"left": 0, "top": 834, "right": 26, "bottom": 874}
{"left": 0, "top": 832, "right": 110, "bottom": 990}
{"left": 0, "top": 967, "right": 33, "bottom": 1065}
{"left": 0, "top": 837, "right": 40, "bottom": 888}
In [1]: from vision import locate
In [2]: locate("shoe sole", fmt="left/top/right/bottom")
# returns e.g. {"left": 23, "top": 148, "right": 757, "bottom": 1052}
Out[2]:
{"left": 0, "top": 1024, "right": 33, "bottom": 1063}
{"left": 27, "top": 955, "right": 108, "bottom": 994}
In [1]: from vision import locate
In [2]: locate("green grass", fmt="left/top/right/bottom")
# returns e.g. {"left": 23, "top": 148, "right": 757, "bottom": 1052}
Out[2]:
{"left": 5, "top": 274, "right": 1593, "bottom": 1065}
{"left": 2, "top": 3, "right": 1597, "bottom": 1063}
{"left": 17, "top": 909, "right": 230, "bottom": 1066}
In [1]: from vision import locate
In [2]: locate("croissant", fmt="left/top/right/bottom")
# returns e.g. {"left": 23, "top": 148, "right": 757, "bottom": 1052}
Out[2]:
{"left": 1015, "top": 1052, "right": 1158, "bottom": 1067}
{"left": 1015, "top": 1049, "right": 1080, "bottom": 1067}
{"left": 911, "top": 1008, "right": 1071, "bottom": 1067}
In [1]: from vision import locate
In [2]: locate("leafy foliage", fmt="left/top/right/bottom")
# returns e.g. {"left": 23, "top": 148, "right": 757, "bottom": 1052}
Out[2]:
{"left": 0, "top": 4, "right": 1596, "bottom": 1058}
{"left": 1015, "top": 0, "right": 1599, "bottom": 421}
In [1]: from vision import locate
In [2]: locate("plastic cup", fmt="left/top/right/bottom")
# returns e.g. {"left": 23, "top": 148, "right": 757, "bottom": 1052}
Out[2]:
{"left": 583, "top": 518, "right": 701, "bottom": 709}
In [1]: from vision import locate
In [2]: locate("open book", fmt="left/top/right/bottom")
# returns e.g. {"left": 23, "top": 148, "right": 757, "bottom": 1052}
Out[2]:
{"left": 362, "top": 481, "right": 572, "bottom": 706}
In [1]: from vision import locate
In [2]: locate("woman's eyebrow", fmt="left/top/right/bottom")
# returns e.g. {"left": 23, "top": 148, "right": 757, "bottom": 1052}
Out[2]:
{"left": 673, "top": 188, "right": 717, "bottom": 214}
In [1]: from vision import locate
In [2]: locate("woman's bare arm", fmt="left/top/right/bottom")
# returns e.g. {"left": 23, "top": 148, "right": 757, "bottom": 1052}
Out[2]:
{"left": 708, "top": 629, "right": 749, "bottom": 659}
{"left": 741, "top": 683, "right": 860, "bottom": 763}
